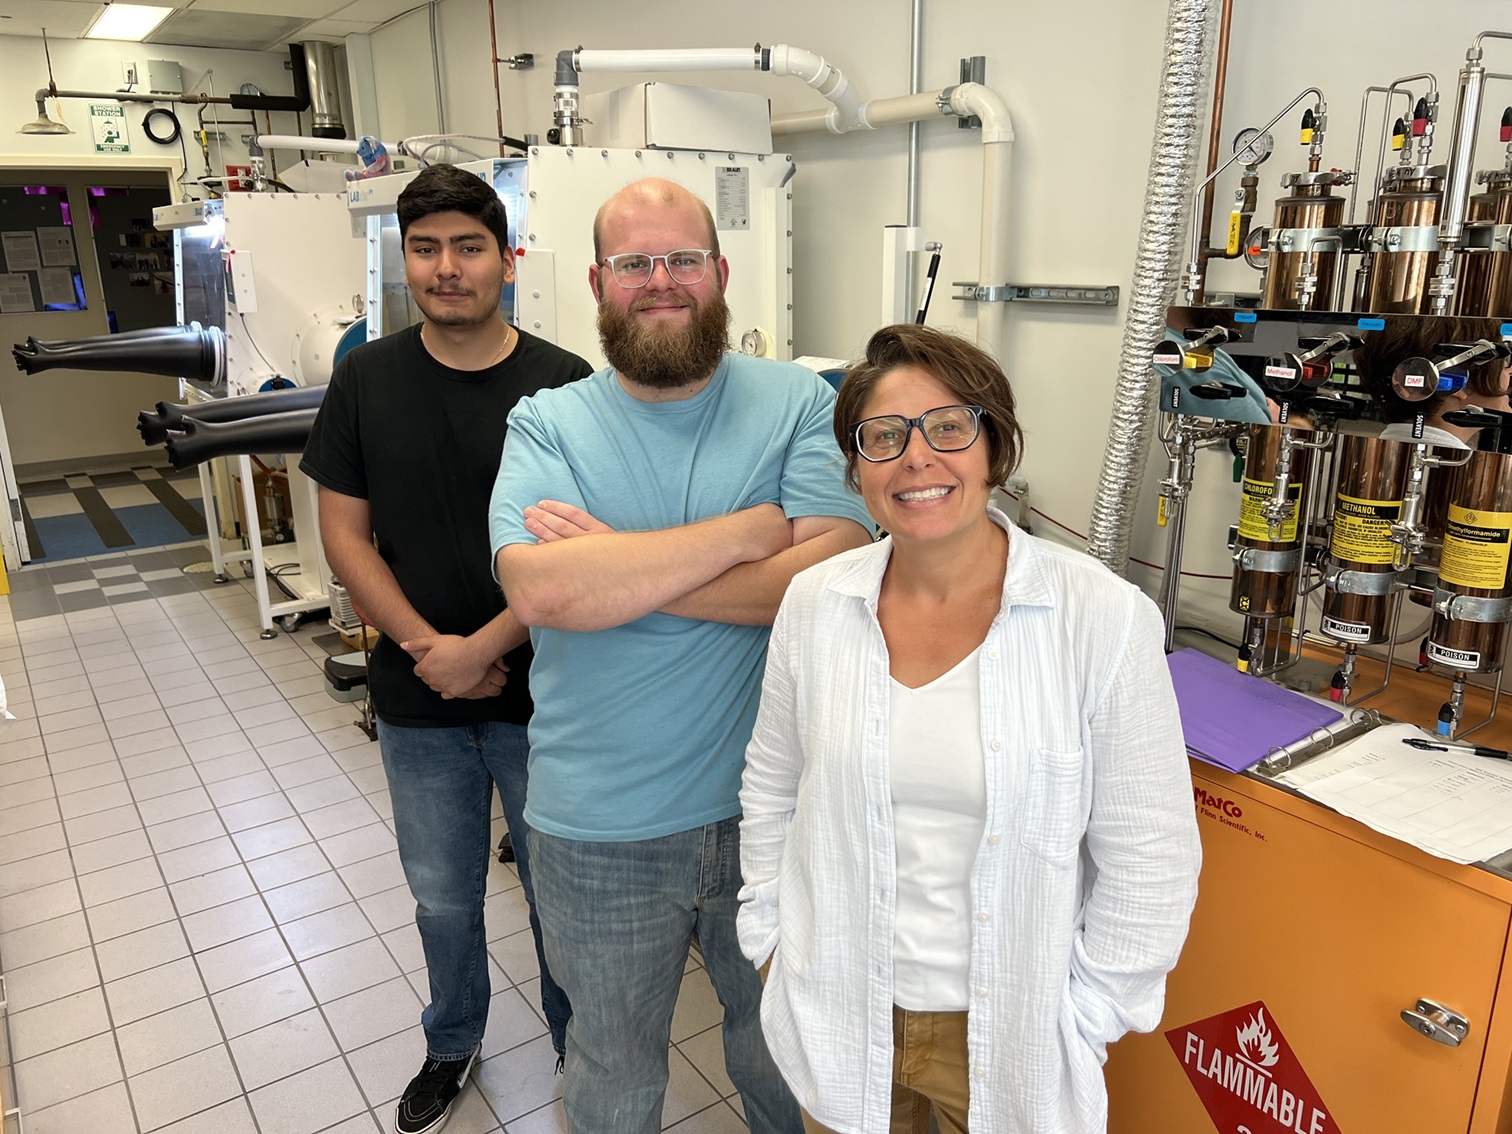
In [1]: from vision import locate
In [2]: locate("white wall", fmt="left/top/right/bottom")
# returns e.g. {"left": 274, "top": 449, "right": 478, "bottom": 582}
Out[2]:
{"left": 399, "top": 0, "right": 1512, "bottom": 640}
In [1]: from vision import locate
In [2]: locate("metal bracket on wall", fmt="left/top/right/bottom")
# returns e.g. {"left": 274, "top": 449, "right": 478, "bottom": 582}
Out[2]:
{"left": 958, "top": 56, "right": 985, "bottom": 129}
{"left": 952, "top": 283, "right": 1121, "bottom": 306}
{"left": 504, "top": 53, "right": 535, "bottom": 71}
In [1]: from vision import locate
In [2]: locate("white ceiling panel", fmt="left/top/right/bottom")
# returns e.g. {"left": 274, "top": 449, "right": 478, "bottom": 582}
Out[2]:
{"left": 185, "top": 0, "right": 350, "bottom": 20}
{"left": 283, "top": 17, "right": 380, "bottom": 43}
{"left": 147, "top": 8, "right": 311, "bottom": 50}
{"left": 0, "top": 0, "right": 108, "bottom": 37}
{"left": 324, "top": 0, "right": 428, "bottom": 28}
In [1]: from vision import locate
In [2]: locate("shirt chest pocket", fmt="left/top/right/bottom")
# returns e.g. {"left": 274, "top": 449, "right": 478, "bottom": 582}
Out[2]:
{"left": 1018, "top": 746, "right": 1086, "bottom": 868}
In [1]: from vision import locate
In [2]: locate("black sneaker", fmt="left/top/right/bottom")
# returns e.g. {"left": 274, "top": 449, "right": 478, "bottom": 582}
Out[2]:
{"left": 394, "top": 1048, "right": 478, "bottom": 1134}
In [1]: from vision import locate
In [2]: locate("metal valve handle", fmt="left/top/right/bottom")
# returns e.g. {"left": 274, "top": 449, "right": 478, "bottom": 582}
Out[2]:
{"left": 1400, "top": 998, "right": 1469, "bottom": 1047}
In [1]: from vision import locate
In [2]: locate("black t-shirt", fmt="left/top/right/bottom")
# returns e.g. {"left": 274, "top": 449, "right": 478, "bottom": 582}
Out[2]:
{"left": 300, "top": 324, "right": 592, "bottom": 727}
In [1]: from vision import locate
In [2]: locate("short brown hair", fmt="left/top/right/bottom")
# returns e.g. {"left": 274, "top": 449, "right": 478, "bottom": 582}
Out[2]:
{"left": 1356, "top": 314, "right": 1509, "bottom": 423}
{"left": 833, "top": 324, "right": 1023, "bottom": 491}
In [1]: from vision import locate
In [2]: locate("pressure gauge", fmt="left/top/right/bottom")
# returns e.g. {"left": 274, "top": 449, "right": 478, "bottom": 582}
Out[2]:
{"left": 1233, "top": 127, "right": 1274, "bottom": 166}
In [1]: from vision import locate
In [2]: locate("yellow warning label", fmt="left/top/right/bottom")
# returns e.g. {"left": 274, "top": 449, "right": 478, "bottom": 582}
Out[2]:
{"left": 1440, "top": 504, "right": 1512, "bottom": 589}
{"left": 1329, "top": 494, "right": 1402, "bottom": 565}
{"left": 1227, "top": 211, "right": 1242, "bottom": 256}
{"left": 1157, "top": 495, "right": 1168, "bottom": 528}
{"left": 1238, "top": 477, "right": 1303, "bottom": 543}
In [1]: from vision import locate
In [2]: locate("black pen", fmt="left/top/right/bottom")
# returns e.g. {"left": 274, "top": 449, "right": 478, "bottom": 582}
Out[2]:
{"left": 1403, "top": 736, "right": 1512, "bottom": 760}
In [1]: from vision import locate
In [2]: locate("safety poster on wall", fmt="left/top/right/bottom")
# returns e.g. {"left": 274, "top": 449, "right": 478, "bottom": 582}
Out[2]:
{"left": 90, "top": 104, "right": 130, "bottom": 154}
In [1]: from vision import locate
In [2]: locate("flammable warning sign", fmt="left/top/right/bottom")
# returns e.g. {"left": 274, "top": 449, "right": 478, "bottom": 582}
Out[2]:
{"left": 1165, "top": 1000, "right": 1336, "bottom": 1134}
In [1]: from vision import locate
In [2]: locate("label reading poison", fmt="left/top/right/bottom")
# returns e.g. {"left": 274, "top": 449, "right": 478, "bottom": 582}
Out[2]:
{"left": 1427, "top": 641, "right": 1481, "bottom": 669}
{"left": 1440, "top": 504, "right": 1512, "bottom": 589}
{"left": 1321, "top": 615, "right": 1373, "bottom": 642}
{"left": 1237, "top": 478, "right": 1303, "bottom": 543}
{"left": 1329, "top": 494, "right": 1402, "bottom": 565}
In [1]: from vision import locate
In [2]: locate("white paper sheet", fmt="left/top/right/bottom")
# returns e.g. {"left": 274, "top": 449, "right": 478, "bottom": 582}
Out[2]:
{"left": 37, "top": 226, "right": 76, "bottom": 267}
{"left": 2, "top": 231, "right": 42, "bottom": 272}
{"left": 38, "top": 267, "right": 75, "bottom": 307}
{"left": 0, "top": 273, "right": 35, "bottom": 313}
{"left": 1277, "top": 721, "right": 1512, "bottom": 864}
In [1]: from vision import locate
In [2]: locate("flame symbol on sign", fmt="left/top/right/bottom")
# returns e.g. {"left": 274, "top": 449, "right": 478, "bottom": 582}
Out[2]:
{"left": 1235, "top": 1008, "right": 1280, "bottom": 1068}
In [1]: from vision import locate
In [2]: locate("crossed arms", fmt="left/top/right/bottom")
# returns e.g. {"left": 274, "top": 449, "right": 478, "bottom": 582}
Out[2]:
{"left": 496, "top": 500, "right": 872, "bottom": 631}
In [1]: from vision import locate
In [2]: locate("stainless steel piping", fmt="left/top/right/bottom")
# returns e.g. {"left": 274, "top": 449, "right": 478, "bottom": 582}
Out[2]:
{"left": 1088, "top": 0, "right": 1217, "bottom": 577}
{"left": 906, "top": 0, "right": 924, "bottom": 309}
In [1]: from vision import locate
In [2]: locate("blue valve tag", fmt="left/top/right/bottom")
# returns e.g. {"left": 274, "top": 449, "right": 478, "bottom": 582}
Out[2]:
{"left": 1358, "top": 317, "right": 1386, "bottom": 331}
{"left": 1234, "top": 311, "right": 1257, "bottom": 323}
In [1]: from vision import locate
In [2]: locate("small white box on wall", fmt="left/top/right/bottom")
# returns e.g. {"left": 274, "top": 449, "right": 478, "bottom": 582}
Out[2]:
{"left": 581, "top": 83, "right": 773, "bottom": 155}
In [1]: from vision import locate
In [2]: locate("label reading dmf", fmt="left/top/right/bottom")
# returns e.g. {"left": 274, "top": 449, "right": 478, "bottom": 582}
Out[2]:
{"left": 1328, "top": 494, "right": 1402, "bottom": 566}
{"left": 1439, "top": 504, "right": 1512, "bottom": 589}
{"left": 1237, "top": 478, "right": 1303, "bottom": 543}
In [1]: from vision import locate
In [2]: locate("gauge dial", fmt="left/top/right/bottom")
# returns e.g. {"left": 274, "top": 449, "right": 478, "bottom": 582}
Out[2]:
{"left": 1233, "top": 127, "right": 1275, "bottom": 166}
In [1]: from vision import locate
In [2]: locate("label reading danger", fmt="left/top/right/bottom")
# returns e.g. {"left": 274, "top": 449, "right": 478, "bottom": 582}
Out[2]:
{"left": 1328, "top": 494, "right": 1402, "bottom": 565}
{"left": 1439, "top": 504, "right": 1512, "bottom": 589}
{"left": 1427, "top": 641, "right": 1481, "bottom": 669}
{"left": 1238, "top": 478, "right": 1303, "bottom": 543}
{"left": 1322, "top": 615, "right": 1373, "bottom": 642}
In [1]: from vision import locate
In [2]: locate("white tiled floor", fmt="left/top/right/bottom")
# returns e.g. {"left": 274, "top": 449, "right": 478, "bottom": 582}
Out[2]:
{"left": 0, "top": 558, "right": 747, "bottom": 1134}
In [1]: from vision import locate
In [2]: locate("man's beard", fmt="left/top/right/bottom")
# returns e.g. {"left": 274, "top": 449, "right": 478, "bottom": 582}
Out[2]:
{"left": 597, "top": 290, "right": 731, "bottom": 389}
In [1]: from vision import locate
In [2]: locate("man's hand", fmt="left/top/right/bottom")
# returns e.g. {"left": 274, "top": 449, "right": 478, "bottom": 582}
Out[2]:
{"left": 525, "top": 500, "right": 615, "bottom": 543}
{"left": 401, "top": 633, "right": 508, "bottom": 700}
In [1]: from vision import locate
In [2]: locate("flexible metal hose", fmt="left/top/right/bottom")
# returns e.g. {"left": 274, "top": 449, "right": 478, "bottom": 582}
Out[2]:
{"left": 1088, "top": 0, "right": 1217, "bottom": 575}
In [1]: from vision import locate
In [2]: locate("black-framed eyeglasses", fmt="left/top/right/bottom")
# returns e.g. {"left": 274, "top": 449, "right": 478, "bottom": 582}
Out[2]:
{"left": 600, "top": 249, "right": 713, "bottom": 288}
{"left": 853, "top": 405, "right": 985, "bottom": 463}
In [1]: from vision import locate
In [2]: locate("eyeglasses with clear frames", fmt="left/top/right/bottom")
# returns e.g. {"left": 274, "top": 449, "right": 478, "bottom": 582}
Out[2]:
{"left": 600, "top": 249, "right": 713, "bottom": 289}
{"left": 853, "top": 405, "right": 985, "bottom": 463}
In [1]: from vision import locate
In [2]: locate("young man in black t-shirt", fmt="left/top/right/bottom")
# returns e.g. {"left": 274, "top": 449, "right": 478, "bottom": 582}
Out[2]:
{"left": 301, "top": 164, "right": 591, "bottom": 1134}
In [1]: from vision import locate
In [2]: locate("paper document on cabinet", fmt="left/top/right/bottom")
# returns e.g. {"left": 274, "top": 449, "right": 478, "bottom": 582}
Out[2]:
{"left": 1276, "top": 721, "right": 1512, "bottom": 864}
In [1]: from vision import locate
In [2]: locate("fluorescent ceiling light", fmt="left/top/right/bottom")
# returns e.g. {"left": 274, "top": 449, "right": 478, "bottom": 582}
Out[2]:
{"left": 84, "top": 4, "right": 174, "bottom": 42}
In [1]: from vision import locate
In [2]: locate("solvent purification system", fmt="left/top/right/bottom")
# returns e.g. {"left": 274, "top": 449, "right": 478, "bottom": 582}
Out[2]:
{"left": 1154, "top": 31, "right": 1512, "bottom": 740}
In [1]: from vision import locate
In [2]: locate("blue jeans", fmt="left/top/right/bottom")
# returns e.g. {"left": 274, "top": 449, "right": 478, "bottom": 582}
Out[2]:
{"left": 529, "top": 817, "right": 802, "bottom": 1134}
{"left": 377, "top": 719, "right": 571, "bottom": 1058}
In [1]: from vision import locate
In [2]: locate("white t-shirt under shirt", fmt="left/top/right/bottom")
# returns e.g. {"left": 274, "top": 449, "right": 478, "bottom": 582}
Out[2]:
{"left": 888, "top": 646, "right": 987, "bottom": 1011}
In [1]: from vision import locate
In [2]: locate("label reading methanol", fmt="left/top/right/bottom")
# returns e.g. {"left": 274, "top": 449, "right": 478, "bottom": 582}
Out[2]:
{"left": 1440, "top": 504, "right": 1512, "bottom": 589}
{"left": 1322, "top": 615, "right": 1372, "bottom": 642}
{"left": 1427, "top": 641, "right": 1481, "bottom": 669}
{"left": 1329, "top": 494, "right": 1402, "bottom": 565}
{"left": 1237, "top": 478, "right": 1302, "bottom": 542}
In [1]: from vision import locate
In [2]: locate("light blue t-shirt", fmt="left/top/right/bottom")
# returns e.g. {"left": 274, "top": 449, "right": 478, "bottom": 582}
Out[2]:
{"left": 489, "top": 352, "right": 872, "bottom": 841}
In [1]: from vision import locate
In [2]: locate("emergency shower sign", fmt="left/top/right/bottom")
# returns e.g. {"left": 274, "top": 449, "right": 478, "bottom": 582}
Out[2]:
{"left": 1167, "top": 1001, "right": 1334, "bottom": 1133}
{"left": 90, "top": 104, "right": 130, "bottom": 154}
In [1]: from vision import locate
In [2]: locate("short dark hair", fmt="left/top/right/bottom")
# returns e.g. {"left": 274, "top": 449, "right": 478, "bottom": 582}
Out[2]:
{"left": 396, "top": 163, "right": 510, "bottom": 255}
{"left": 833, "top": 324, "right": 1023, "bottom": 491}
{"left": 1357, "top": 314, "right": 1508, "bottom": 423}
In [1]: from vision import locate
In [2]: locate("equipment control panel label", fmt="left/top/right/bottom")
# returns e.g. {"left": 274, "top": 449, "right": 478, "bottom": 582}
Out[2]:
{"left": 1238, "top": 478, "right": 1303, "bottom": 543}
{"left": 714, "top": 167, "right": 749, "bottom": 230}
{"left": 1440, "top": 504, "right": 1512, "bottom": 589}
{"left": 1328, "top": 494, "right": 1401, "bottom": 565}
{"left": 1167, "top": 1001, "right": 1336, "bottom": 1134}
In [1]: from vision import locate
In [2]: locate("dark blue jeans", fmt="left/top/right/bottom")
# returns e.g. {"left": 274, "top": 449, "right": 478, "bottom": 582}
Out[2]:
{"left": 377, "top": 719, "right": 570, "bottom": 1058}
{"left": 529, "top": 817, "right": 801, "bottom": 1134}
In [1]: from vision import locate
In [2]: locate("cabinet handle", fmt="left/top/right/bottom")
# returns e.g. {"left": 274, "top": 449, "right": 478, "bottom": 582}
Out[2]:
{"left": 4, "top": 1106, "right": 22, "bottom": 1134}
{"left": 1400, "top": 998, "right": 1470, "bottom": 1047}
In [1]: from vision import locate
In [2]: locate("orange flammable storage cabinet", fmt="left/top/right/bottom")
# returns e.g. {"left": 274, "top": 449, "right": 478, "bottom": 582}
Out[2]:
{"left": 1106, "top": 760, "right": 1512, "bottom": 1134}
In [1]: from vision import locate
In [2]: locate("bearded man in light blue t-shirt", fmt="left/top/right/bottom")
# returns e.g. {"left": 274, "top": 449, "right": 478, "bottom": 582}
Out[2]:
{"left": 489, "top": 178, "right": 872, "bottom": 1134}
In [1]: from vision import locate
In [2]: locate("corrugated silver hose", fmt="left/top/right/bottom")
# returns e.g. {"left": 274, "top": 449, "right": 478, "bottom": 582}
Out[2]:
{"left": 1088, "top": 0, "right": 1217, "bottom": 576}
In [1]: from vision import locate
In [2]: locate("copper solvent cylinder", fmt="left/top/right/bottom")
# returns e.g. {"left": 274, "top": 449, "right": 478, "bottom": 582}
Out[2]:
{"left": 1321, "top": 436, "right": 1408, "bottom": 645}
{"left": 1230, "top": 424, "right": 1313, "bottom": 619}
{"left": 1427, "top": 450, "right": 1512, "bottom": 673}
{"left": 1364, "top": 166, "right": 1445, "bottom": 314}
{"left": 1262, "top": 180, "right": 1345, "bottom": 310}
{"left": 1454, "top": 186, "right": 1501, "bottom": 317}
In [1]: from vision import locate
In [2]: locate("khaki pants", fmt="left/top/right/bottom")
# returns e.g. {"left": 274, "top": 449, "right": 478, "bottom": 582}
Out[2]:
{"left": 797, "top": 1006, "right": 970, "bottom": 1134}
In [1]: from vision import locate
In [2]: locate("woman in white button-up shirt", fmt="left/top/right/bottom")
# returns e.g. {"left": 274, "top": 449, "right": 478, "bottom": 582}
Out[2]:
{"left": 737, "top": 325, "right": 1201, "bottom": 1134}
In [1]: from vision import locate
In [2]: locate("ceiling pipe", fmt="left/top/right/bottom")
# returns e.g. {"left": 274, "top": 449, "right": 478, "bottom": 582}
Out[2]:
{"left": 25, "top": 43, "right": 312, "bottom": 129}
{"left": 556, "top": 44, "right": 1015, "bottom": 356}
